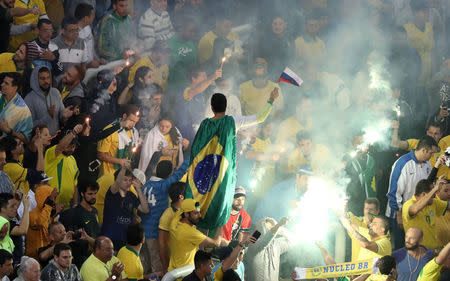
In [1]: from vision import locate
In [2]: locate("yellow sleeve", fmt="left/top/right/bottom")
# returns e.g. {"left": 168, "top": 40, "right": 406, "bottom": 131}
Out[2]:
{"left": 38, "top": 0, "right": 46, "bottom": 15}
{"left": 183, "top": 88, "right": 192, "bottom": 101}
{"left": 213, "top": 266, "right": 224, "bottom": 281}
{"left": 4, "top": 164, "right": 27, "bottom": 184}
{"left": 111, "top": 256, "right": 128, "bottom": 279}
{"left": 187, "top": 227, "right": 207, "bottom": 246}
{"left": 256, "top": 102, "right": 273, "bottom": 123}
{"left": 44, "top": 145, "right": 58, "bottom": 166}
{"left": 402, "top": 199, "right": 414, "bottom": 220}
{"left": 435, "top": 199, "right": 449, "bottom": 217}
{"left": 197, "top": 34, "right": 213, "bottom": 64}
{"left": 159, "top": 208, "right": 172, "bottom": 231}
{"left": 418, "top": 259, "right": 443, "bottom": 281}
{"left": 348, "top": 212, "right": 365, "bottom": 228}
{"left": 117, "top": 249, "right": 140, "bottom": 279}
{"left": 375, "top": 237, "right": 391, "bottom": 256}
{"left": 407, "top": 139, "right": 418, "bottom": 151}
{"left": 98, "top": 134, "right": 113, "bottom": 153}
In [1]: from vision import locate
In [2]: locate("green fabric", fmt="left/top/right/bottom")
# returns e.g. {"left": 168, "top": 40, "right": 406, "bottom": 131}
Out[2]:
{"left": 97, "top": 12, "right": 134, "bottom": 61}
{"left": 167, "top": 35, "right": 197, "bottom": 87}
{"left": 57, "top": 159, "right": 64, "bottom": 192}
{"left": 0, "top": 95, "right": 6, "bottom": 112}
{"left": 0, "top": 216, "right": 14, "bottom": 254}
{"left": 185, "top": 115, "right": 236, "bottom": 229}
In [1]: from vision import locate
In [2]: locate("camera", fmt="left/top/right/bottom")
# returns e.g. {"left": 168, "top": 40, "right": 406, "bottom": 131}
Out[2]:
{"left": 72, "top": 231, "right": 82, "bottom": 240}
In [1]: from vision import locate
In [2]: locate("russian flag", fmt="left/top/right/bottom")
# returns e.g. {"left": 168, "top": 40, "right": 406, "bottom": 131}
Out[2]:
{"left": 278, "top": 67, "right": 303, "bottom": 87}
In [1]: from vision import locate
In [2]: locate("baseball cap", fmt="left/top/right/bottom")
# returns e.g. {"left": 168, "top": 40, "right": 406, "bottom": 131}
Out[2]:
{"left": 234, "top": 185, "right": 246, "bottom": 198}
{"left": 27, "top": 171, "right": 53, "bottom": 187}
{"left": 132, "top": 169, "right": 146, "bottom": 185}
{"left": 181, "top": 199, "right": 200, "bottom": 213}
{"left": 296, "top": 164, "right": 313, "bottom": 176}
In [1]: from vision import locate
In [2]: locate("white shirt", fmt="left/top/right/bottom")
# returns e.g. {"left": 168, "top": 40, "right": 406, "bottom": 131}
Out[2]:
{"left": 79, "top": 25, "right": 94, "bottom": 63}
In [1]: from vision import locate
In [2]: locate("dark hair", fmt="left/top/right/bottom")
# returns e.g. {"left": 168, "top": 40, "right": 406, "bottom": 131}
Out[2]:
{"left": 223, "top": 269, "right": 242, "bottom": 281}
{"left": 61, "top": 17, "right": 79, "bottom": 29}
{"left": 0, "top": 136, "right": 19, "bottom": 161}
{"left": 158, "top": 117, "right": 180, "bottom": 145}
{"left": 122, "top": 104, "right": 140, "bottom": 117}
{"left": 0, "top": 249, "right": 13, "bottom": 266}
{"left": 194, "top": 250, "right": 212, "bottom": 268}
{"left": 126, "top": 223, "right": 144, "bottom": 246}
{"left": 78, "top": 179, "right": 100, "bottom": 195}
{"left": 211, "top": 93, "right": 227, "bottom": 113}
{"left": 113, "top": 0, "right": 128, "bottom": 5}
{"left": 94, "top": 237, "right": 104, "bottom": 250}
{"left": 377, "top": 255, "right": 397, "bottom": 275}
{"left": 296, "top": 130, "right": 312, "bottom": 143}
{"left": 427, "top": 122, "right": 442, "bottom": 132}
{"left": 415, "top": 179, "right": 433, "bottom": 196}
{"left": 37, "top": 18, "right": 52, "bottom": 29}
{"left": 74, "top": 3, "right": 94, "bottom": 21}
{"left": 31, "top": 124, "right": 49, "bottom": 140}
{"left": 0, "top": 144, "right": 5, "bottom": 154}
{"left": 156, "top": 160, "right": 173, "bottom": 179}
{"left": 38, "top": 66, "right": 50, "bottom": 75}
{"left": 0, "top": 193, "right": 14, "bottom": 212}
{"left": 364, "top": 197, "right": 380, "bottom": 210}
{"left": 54, "top": 243, "right": 71, "bottom": 257}
{"left": 416, "top": 136, "right": 438, "bottom": 151}
{"left": 375, "top": 215, "right": 390, "bottom": 234}
{"left": 168, "top": 182, "right": 186, "bottom": 203}
{"left": 114, "top": 168, "right": 133, "bottom": 180}
{"left": 187, "top": 65, "right": 205, "bottom": 82}
{"left": 72, "top": 64, "right": 86, "bottom": 82}
{"left": 134, "top": 66, "right": 152, "bottom": 89}
{"left": 48, "top": 221, "right": 63, "bottom": 235}
{"left": 3, "top": 72, "right": 22, "bottom": 88}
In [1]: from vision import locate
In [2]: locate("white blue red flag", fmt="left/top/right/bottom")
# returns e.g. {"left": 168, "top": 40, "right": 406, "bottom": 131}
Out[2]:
{"left": 278, "top": 67, "right": 303, "bottom": 87}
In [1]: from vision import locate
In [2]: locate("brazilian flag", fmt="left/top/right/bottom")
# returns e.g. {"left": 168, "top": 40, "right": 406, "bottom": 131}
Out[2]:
{"left": 185, "top": 116, "right": 236, "bottom": 229}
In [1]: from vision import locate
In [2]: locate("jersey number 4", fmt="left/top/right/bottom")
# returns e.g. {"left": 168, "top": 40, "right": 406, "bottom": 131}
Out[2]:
{"left": 146, "top": 187, "right": 157, "bottom": 206}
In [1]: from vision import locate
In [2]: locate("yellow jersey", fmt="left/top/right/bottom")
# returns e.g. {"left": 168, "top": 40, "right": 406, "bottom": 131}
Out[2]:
{"left": 294, "top": 35, "right": 326, "bottom": 63}
{"left": 128, "top": 56, "right": 169, "bottom": 90}
{"left": 402, "top": 196, "right": 448, "bottom": 250}
{"left": 417, "top": 258, "right": 442, "bottom": 281}
{"left": 9, "top": 0, "right": 47, "bottom": 51}
{"left": 168, "top": 220, "right": 206, "bottom": 271}
{"left": 197, "top": 30, "right": 238, "bottom": 64}
{"left": 117, "top": 246, "right": 144, "bottom": 281}
{"left": 44, "top": 145, "right": 79, "bottom": 209}
{"left": 287, "top": 143, "right": 330, "bottom": 173}
{"left": 159, "top": 207, "right": 177, "bottom": 232}
{"left": 347, "top": 212, "right": 370, "bottom": 261}
{"left": 239, "top": 80, "right": 283, "bottom": 115}
{"left": 0, "top": 53, "right": 23, "bottom": 74}
{"left": 357, "top": 227, "right": 391, "bottom": 261}
{"left": 80, "top": 254, "right": 127, "bottom": 281}
{"left": 275, "top": 117, "right": 312, "bottom": 145}
{"left": 403, "top": 22, "right": 434, "bottom": 86}
{"left": 97, "top": 126, "right": 132, "bottom": 176}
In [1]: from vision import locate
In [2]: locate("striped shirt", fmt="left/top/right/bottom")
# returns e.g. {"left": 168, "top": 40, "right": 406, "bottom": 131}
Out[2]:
{"left": 138, "top": 8, "right": 174, "bottom": 51}
{"left": 49, "top": 35, "right": 88, "bottom": 72}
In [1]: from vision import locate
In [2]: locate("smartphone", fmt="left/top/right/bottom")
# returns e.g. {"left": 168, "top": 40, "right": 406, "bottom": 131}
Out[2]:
{"left": 88, "top": 159, "right": 101, "bottom": 172}
{"left": 252, "top": 230, "right": 261, "bottom": 240}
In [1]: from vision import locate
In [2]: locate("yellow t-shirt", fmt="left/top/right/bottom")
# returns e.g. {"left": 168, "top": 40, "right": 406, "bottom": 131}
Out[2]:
{"left": 117, "top": 246, "right": 143, "bottom": 281}
{"left": 347, "top": 213, "right": 369, "bottom": 261}
{"left": 94, "top": 173, "right": 137, "bottom": 224}
{"left": 406, "top": 139, "right": 419, "bottom": 151}
{"left": 402, "top": 196, "right": 448, "bottom": 250}
{"left": 197, "top": 30, "right": 239, "bottom": 64}
{"left": 403, "top": 22, "right": 434, "bottom": 86}
{"left": 294, "top": 36, "right": 326, "bottom": 63}
{"left": 275, "top": 117, "right": 313, "bottom": 145}
{"left": 213, "top": 265, "right": 224, "bottom": 281}
{"left": 287, "top": 143, "right": 330, "bottom": 173}
{"left": 159, "top": 207, "right": 177, "bottom": 232}
{"left": 435, "top": 195, "right": 450, "bottom": 247}
{"left": 4, "top": 162, "right": 29, "bottom": 193}
{"left": 168, "top": 220, "right": 206, "bottom": 271}
{"left": 239, "top": 80, "right": 283, "bottom": 115}
{"left": 417, "top": 258, "right": 442, "bottom": 281}
{"left": 357, "top": 231, "right": 391, "bottom": 261}
{"left": 9, "top": 0, "right": 47, "bottom": 51}
{"left": 0, "top": 53, "right": 23, "bottom": 74}
{"left": 128, "top": 56, "right": 169, "bottom": 90}
{"left": 80, "top": 254, "right": 127, "bottom": 281}
{"left": 97, "top": 126, "right": 132, "bottom": 176}
{"left": 366, "top": 273, "right": 390, "bottom": 281}
{"left": 44, "top": 145, "right": 79, "bottom": 208}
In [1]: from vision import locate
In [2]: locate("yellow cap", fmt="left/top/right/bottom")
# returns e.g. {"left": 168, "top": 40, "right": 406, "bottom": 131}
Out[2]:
{"left": 181, "top": 199, "right": 200, "bottom": 213}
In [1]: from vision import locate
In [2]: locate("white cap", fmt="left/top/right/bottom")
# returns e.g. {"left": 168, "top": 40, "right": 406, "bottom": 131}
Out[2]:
{"left": 132, "top": 169, "right": 146, "bottom": 185}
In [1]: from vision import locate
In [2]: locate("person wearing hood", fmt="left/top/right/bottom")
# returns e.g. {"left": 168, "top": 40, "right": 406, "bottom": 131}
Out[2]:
{"left": 25, "top": 185, "right": 63, "bottom": 259}
{"left": 0, "top": 215, "right": 15, "bottom": 254}
{"left": 24, "top": 66, "right": 78, "bottom": 136}
{"left": 89, "top": 69, "right": 119, "bottom": 134}
{"left": 244, "top": 217, "right": 290, "bottom": 281}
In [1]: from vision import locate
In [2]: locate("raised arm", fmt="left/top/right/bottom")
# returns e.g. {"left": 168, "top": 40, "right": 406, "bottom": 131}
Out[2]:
{"left": 390, "top": 120, "right": 409, "bottom": 150}
{"left": 110, "top": 161, "right": 131, "bottom": 194}
{"left": 409, "top": 176, "right": 445, "bottom": 217}
{"left": 184, "top": 69, "right": 222, "bottom": 100}
{"left": 55, "top": 124, "right": 83, "bottom": 157}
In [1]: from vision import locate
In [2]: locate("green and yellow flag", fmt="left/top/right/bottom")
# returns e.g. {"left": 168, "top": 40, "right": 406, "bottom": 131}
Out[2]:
{"left": 185, "top": 116, "right": 236, "bottom": 229}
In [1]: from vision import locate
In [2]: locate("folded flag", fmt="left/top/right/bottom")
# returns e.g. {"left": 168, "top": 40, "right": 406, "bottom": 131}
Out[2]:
{"left": 278, "top": 67, "right": 303, "bottom": 87}
{"left": 185, "top": 116, "right": 237, "bottom": 229}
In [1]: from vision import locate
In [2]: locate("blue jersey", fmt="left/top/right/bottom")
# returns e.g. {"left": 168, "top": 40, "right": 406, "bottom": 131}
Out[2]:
{"left": 141, "top": 158, "right": 189, "bottom": 239}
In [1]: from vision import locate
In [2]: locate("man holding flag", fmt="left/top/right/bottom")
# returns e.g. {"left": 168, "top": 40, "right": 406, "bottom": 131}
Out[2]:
{"left": 185, "top": 87, "right": 279, "bottom": 231}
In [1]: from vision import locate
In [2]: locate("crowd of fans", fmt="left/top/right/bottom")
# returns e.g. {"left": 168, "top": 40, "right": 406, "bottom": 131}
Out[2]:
{"left": 0, "top": 0, "right": 448, "bottom": 280}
